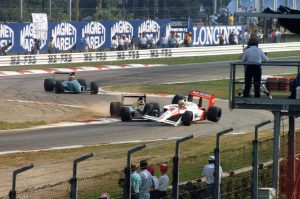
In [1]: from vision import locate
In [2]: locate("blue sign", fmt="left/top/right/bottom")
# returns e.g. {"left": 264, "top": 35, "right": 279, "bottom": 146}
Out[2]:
{"left": 0, "top": 19, "right": 245, "bottom": 54}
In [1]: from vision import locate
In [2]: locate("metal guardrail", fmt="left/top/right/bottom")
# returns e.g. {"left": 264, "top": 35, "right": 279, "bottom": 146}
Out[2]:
{"left": 2, "top": 42, "right": 300, "bottom": 67}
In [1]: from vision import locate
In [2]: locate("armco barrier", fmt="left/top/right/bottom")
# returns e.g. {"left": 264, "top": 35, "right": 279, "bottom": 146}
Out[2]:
{"left": 3, "top": 42, "right": 300, "bottom": 67}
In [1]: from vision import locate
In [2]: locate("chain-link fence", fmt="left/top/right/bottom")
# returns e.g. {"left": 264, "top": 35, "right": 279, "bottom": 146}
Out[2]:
{"left": 0, "top": 128, "right": 298, "bottom": 199}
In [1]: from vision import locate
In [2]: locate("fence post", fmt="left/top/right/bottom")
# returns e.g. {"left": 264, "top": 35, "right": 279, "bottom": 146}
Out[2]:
{"left": 125, "top": 145, "right": 146, "bottom": 199}
{"left": 272, "top": 111, "right": 281, "bottom": 198}
{"left": 70, "top": 153, "right": 93, "bottom": 199}
{"left": 252, "top": 120, "right": 272, "bottom": 199}
{"left": 287, "top": 116, "right": 296, "bottom": 199}
{"left": 9, "top": 164, "right": 34, "bottom": 199}
{"left": 214, "top": 128, "right": 233, "bottom": 199}
{"left": 172, "top": 135, "right": 193, "bottom": 199}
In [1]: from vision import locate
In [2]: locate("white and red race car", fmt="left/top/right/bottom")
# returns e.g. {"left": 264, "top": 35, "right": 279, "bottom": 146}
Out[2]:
{"left": 143, "top": 91, "right": 222, "bottom": 126}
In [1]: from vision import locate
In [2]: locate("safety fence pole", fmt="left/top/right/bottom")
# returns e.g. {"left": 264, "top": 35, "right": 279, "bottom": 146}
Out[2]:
{"left": 125, "top": 145, "right": 146, "bottom": 199}
{"left": 214, "top": 128, "right": 233, "bottom": 199}
{"left": 70, "top": 153, "right": 93, "bottom": 199}
{"left": 172, "top": 135, "right": 193, "bottom": 199}
{"left": 9, "top": 164, "right": 34, "bottom": 199}
{"left": 252, "top": 120, "right": 272, "bottom": 199}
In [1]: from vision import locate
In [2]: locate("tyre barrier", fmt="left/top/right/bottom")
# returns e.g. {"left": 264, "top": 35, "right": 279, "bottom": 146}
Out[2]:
{"left": 266, "top": 77, "right": 279, "bottom": 91}
{"left": 266, "top": 77, "right": 294, "bottom": 92}
{"left": 278, "top": 77, "right": 291, "bottom": 91}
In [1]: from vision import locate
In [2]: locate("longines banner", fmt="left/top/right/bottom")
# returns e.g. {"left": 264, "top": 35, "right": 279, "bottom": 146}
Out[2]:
{"left": 0, "top": 19, "right": 245, "bottom": 54}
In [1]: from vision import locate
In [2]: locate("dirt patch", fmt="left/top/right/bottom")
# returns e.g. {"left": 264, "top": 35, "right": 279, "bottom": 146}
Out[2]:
{"left": 0, "top": 100, "right": 101, "bottom": 124}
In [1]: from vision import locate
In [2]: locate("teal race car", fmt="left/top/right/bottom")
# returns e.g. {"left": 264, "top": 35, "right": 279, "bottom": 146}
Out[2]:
{"left": 44, "top": 72, "right": 99, "bottom": 94}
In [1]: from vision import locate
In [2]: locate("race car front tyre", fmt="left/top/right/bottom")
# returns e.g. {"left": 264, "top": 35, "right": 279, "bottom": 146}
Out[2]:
{"left": 172, "top": 94, "right": 184, "bottom": 104}
{"left": 148, "top": 102, "right": 160, "bottom": 116}
{"left": 182, "top": 111, "right": 193, "bottom": 126}
{"left": 55, "top": 81, "right": 64, "bottom": 94}
{"left": 121, "top": 107, "right": 132, "bottom": 121}
{"left": 110, "top": 102, "right": 122, "bottom": 117}
{"left": 44, "top": 78, "right": 55, "bottom": 91}
{"left": 207, "top": 106, "right": 222, "bottom": 122}
{"left": 90, "top": 81, "right": 99, "bottom": 94}
{"left": 143, "top": 103, "right": 153, "bottom": 115}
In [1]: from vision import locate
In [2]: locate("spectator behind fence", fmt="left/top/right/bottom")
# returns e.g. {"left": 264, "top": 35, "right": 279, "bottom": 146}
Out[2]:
{"left": 118, "top": 35, "right": 125, "bottom": 51}
{"left": 202, "top": 156, "right": 223, "bottom": 199}
{"left": 139, "top": 160, "right": 153, "bottom": 199}
{"left": 131, "top": 164, "right": 141, "bottom": 199}
{"left": 218, "top": 30, "right": 225, "bottom": 45}
{"left": 183, "top": 32, "right": 193, "bottom": 47}
{"left": 0, "top": 42, "right": 12, "bottom": 55}
{"left": 48, "top": 36, "right": 55, "bottom": 54}
{"left": 241, "top": 35, "right": 268, "bottom": 98}
{"left": 147, "top": 165, "right": 159, "bottom": 199}
{"left": 148, "top": 33, "right": 158, "bottom": 49}
{"left": 157, "top": 163, "right": 169, "bottom": 199}
{"left": 140, "top": 32, "right": 148, "bottom": 49}
{"left": 33, "top": 39, "right": 41, "bottom": 54}
{"left": 124, "top": 34, "right": 130, "bottom": 50}
{"left": 158, "top": 33, "right": 168, "bottom": 48}
{"left": 168, "top": 31, "right": 177, "bottom": 48}
{"left": 131, "top": 35, "right": 136, "bottom": 50}
{"left": 111, "top": 35, "right": 118, "bottom": 51}
{"left": 81, "top": 33, "right": 90, "bottom": 52}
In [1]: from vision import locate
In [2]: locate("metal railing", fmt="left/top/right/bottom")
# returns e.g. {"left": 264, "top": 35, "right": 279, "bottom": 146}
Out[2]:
{"left": 3, "top": 42, "right": 300, "bottom": 67}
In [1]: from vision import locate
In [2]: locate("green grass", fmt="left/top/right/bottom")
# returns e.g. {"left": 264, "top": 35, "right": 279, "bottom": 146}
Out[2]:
{"left": 1, "top": 50, "right": 300, "bottom": 71}
{"left": 0, "top": 121, "right": 47, "bottom": 130}
{"left": 107, "top": 79, "right": 231, "bottom": 99}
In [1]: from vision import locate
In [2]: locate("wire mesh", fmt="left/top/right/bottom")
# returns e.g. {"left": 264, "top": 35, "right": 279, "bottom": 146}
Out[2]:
{"left": 0, "top": 130, "right": 298, "bottom": 199}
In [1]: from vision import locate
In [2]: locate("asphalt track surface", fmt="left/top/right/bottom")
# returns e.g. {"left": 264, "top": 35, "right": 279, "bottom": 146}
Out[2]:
{"left": 0, "top": 58, "right": 299, "bottom": 152}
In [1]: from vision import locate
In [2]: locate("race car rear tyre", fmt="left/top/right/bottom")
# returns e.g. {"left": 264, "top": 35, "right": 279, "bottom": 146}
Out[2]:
{"left": 55, "top": 81, "right": 64, "bottom": 94}
{"left": 44, "top": 78, "right": 55, "bottom": 91}
{"left": 120, "top": 107, "right": 132, "bottom": 121}
{"left": 207, "top": 106, "right": 222, "bottom": 122}
{"left": 77, "top": 79, "right": 87, "bottom": 91}
{"left": 143, "top": 103, "right": 153, "bottom": 115}
{"left": 182, "top": 111, "right": 193, "bottom": 126}
{"left": 148, "top": 102, "right": 160, "bottom": 116}
{"left": 90, "top": 81, "right": 99, "bottom": 94}
{"left": 172, "top": 95, "right": 184, "bottom": 104}
{"left": 110, "top": 102, "right": 122, "bottom": 117}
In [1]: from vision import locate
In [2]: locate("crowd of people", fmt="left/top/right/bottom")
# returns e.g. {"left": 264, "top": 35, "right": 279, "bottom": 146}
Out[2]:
{"left": 126, "top": 160, "right": 169, "bottom": 199}
{"left": 109, "top": 31, "right": 193, "bottom": 52}
{"left": 113, "top": 155, "right": 224, "bottom": 199}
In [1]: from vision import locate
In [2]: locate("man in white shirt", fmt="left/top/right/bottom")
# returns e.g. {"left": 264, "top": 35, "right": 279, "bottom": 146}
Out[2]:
{"left": 139, "top": 160, "right": 153, "bottom": 199}
{"left": 202, "top": 156, "right": 223, "bottom": 198}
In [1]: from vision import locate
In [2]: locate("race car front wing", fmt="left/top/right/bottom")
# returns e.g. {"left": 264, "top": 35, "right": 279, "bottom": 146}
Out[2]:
{"left": 143, "top": 115, "right": 182, "bottom": 126}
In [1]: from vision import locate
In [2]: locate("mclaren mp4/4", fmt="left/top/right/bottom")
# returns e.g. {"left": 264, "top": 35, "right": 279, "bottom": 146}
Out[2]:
{"left": 143, "top": 91, "right": 222, "bottom": 126}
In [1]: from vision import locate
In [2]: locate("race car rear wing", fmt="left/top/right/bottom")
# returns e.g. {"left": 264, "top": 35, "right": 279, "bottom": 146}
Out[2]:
{"left": 143, "top": 115, "right": 182, "bottom": 126}
{"left": 188, "top": 91, "right": 216, "bottom": 108}
{"left": 121, "top": 93, "right": 147, "bottom": 105}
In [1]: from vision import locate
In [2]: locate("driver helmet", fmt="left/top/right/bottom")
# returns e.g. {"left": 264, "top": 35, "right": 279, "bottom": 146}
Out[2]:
{"left": 138, "top": 97, "right": 145, "bottom": 105}
{"left": 178, "top": 99, "right": 186, "bottom": 108}
{"left": 69, "top": 72, "right": 76, "bottom": 80}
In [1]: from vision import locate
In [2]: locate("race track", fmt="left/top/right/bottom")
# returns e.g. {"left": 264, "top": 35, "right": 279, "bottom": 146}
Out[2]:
{"left": 0, "top": 59, "right": 298, "bottom": 152}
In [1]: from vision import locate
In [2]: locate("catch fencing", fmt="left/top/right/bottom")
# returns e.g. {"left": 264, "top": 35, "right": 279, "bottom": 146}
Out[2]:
{"left": 0, "top": 125, "right": 298, "bottom": 199}
{"left": 3, "top": 42, "right": 300, "bottom": 67}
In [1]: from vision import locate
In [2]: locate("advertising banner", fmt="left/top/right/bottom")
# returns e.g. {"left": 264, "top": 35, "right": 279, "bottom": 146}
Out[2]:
{"left": 0, "top": 19, "right": 245, "bottom": 54}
